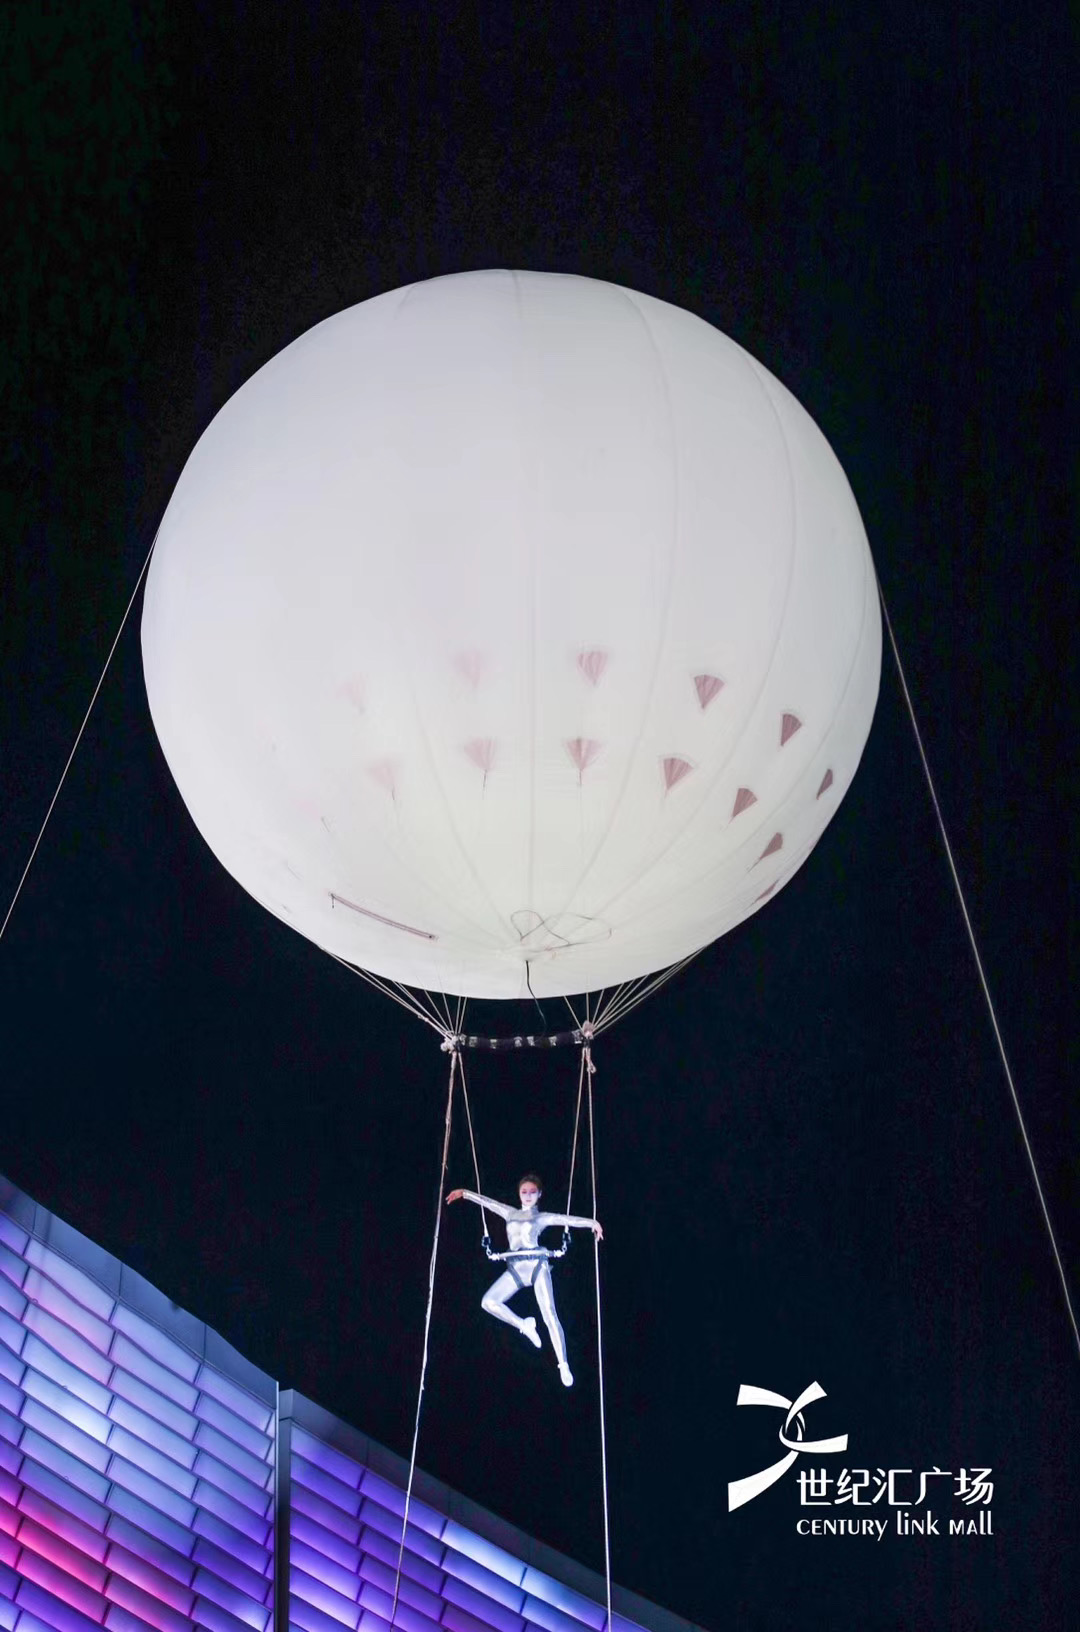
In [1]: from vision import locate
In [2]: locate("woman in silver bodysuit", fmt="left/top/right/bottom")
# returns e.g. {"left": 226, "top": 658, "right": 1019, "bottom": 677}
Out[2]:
{"left": 446, "top": 1175, "right": 603, "bottom": 1387}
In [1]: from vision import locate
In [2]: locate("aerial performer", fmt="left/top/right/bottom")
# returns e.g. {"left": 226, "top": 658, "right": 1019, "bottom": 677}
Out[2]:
{"left": 447, "top": 1175, "right": 603, "bottom": 1386}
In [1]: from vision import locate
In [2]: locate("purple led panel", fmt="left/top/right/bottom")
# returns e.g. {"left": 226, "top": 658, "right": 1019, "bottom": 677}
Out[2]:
{"left": 283, "top": 1403, "right": 664, "bottom": 1632}
{"left": 0, "top": 1183, "right": 275, "bottom": 1632}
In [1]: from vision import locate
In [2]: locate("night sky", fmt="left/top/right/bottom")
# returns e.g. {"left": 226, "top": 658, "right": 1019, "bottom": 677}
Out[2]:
{"left": 2, "top": 5, "right": 1075, "bottom": 1629}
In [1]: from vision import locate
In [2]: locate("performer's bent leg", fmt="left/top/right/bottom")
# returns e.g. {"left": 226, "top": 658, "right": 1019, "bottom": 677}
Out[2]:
{"left": 534, "top": 1264, "right": 569, "bottom": 1368}
{"left": 482, "top": 1269, "right": 541, "bottom": 1346}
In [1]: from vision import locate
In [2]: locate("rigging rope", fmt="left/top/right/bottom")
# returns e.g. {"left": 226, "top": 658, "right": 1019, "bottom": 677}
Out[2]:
{"left": 880, "top": 584, "right": 1080, "bottom": 1361}
{"left": 585, "top": 1045, "right": 613, "bottom": 1630}
{"left": 336, "top": 952, "right": 699, "bottom": 1055}
{"left": 458, "top": 1051, "right": 489, "bottom": 1239}
{"left": 392, "top": 1038, "right": 613, "bottom": 1623}
{"left": 457, "top": 1044, "right": 587, "bottom": 1265}
{"left": 324, "top": 951, "right": 453, "bottom": 1038}
{"left": 592, "top": 951, "right": 700, "bottom": 1035}
{"left": 390, "top": 1045, "right": 458, "bottom": 1619}
{"left": 452, "top": 1041, "right": 612, "bottom": 1617}
{"left": 565, "top": 1045, "right": 586, "bottom": 1222}
{"left": 1, "top": 530, "right": 158, "bottom": 947}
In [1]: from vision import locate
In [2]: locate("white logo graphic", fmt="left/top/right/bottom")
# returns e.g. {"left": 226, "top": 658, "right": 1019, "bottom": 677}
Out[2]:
{"left": 728, "top": 1381, "right": 849, "bottom": 1511}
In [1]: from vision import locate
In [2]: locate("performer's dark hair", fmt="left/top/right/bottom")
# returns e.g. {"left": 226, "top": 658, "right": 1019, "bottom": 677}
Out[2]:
{"left": 518, "top": 1172, "right": 543, "bottom": 1193}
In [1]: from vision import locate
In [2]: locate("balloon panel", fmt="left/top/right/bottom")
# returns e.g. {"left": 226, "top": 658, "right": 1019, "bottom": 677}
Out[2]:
{"left": 142, "top": 271, "right": 880, "bottom": 998}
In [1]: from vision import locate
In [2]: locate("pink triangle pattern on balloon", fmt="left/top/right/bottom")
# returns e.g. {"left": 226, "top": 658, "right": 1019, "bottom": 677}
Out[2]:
{"left": 780, "top": 711, "right": 802, "bottom": 745}
{"left": 817, "top": 768, "right": 835, "bottom": 798}
{"left": 754, "top": 832, "right": 783, "bottom": 865}
{"left": 577, "top": 649, "right": 609, "bottom": 687}
{"left": 368, "top": 759, "right": 397, "bottom": 796}
{"left": 732, "top": 786, "right": 758, "bottom": 819}
{"left": 565, "top": 737, "right": 602, "bottom": 776}
{"left": 661, "top": 755, "right": 694, "bottom": 792}
{"left": 694, "top": 672, "right": 725, "bottom": 710}
{"left": 463, "top": 738, "right": 497, "bottom": 776}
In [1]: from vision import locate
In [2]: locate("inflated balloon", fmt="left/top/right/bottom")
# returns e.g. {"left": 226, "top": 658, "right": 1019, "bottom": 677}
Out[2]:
{"left": 142, "top": 271, "right": 880, "bottom": 999}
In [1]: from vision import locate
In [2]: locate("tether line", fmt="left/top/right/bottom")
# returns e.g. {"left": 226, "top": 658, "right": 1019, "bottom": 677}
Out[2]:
{"left": 880, "top": 583, "right": 1079, "bottom": 1360}
{"left": 390, "top": 1045, "right": 458, "bottom": 1616}
{"left": 565, "top": 1046, "right": 586, "bottom": 1219}
{"left": 457, "top": 1050, "right": 489, "bottom": 1238}
{"left": 1, "top": 530, "right": 158, "bottom": 946}
{"left": 585, "top": 1045, "right": 613, "bottom": 1628}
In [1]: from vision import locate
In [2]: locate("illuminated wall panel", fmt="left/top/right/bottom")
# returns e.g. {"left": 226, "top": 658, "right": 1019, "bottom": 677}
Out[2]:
{"left": 0, "top": 1182, "right": 701, "bottom": 1632}
{"left": 282, "top": 1397, "right": 693, "bottom": 1632}
{"left": 0, "top": 1185, "right": 275, "bottom": 1632}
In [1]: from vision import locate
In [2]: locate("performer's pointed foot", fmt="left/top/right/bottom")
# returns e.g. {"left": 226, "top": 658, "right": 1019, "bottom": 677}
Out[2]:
{"left": 558, "top": 1362, "right": 574, "bottom": 1387}
{"left": 521, "top": 1317, "right": 542, "bottom": 1349}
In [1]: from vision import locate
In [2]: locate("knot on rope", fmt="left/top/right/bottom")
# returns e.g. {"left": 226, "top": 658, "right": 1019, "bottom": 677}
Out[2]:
{"left": 440, "top": 1034, "right": 461, "bottom": 1053}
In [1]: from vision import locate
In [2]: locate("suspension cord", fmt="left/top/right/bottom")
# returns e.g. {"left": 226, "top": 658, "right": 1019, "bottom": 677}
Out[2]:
{"left": 391, "top": 1045, "right": 458, "bottom": 1617}
{"left": 458, "top": 1044, "right": 585, "bottom": 1261}
{"left": 323, "top": 950, "right": 456, "bottom": 1038}
{"left": 880, "top": 586, "right": 1080, "bottom": 1360}
{"left": 589, "top": 951, "right": 700, "bottom": 1037}
{"left": 565, "top": 1047, "right": 586, "bottom": 1218}
{"left": 585, "top": 1045, "right": 613, "bottom": 1629}
{"left": 457, "top": 1051, "right": 489, "bottom": 1238}
{"left": 1, "top": 529, "right": 158, "bottom": 946}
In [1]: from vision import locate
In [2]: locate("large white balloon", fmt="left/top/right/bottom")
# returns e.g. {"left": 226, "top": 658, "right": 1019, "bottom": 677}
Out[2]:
{"left": 142, "top": 271, "right": 880, "bottom": 999}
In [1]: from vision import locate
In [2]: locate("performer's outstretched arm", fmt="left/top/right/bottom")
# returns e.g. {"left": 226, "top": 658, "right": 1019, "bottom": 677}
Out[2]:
{"left": 538, "top": 1209, "right": 604, "bottom": 1238}
{"left": 446, "top": 1188, "right": 513, "bottom": 1220}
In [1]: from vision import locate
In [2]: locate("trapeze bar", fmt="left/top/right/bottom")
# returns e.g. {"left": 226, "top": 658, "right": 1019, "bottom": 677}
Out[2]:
{"left": 482, "top": 1233, "right": 571, "bottom": 1263}
{"left": 450, "top": 1028, "right": 587, "bottom": 1051}
{"left": 484, "top": 1246, "right": 567, "bottom": 1262}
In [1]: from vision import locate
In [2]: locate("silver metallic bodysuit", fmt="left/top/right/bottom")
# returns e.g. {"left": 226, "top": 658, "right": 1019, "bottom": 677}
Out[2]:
{"left": 461, "top": 1190, "right": 597, "bottom": 1377}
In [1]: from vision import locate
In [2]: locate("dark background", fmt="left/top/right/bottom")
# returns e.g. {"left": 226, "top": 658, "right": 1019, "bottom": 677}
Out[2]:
{"left": 2, "top": 4, "right": 1075, "bottom": 1628}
